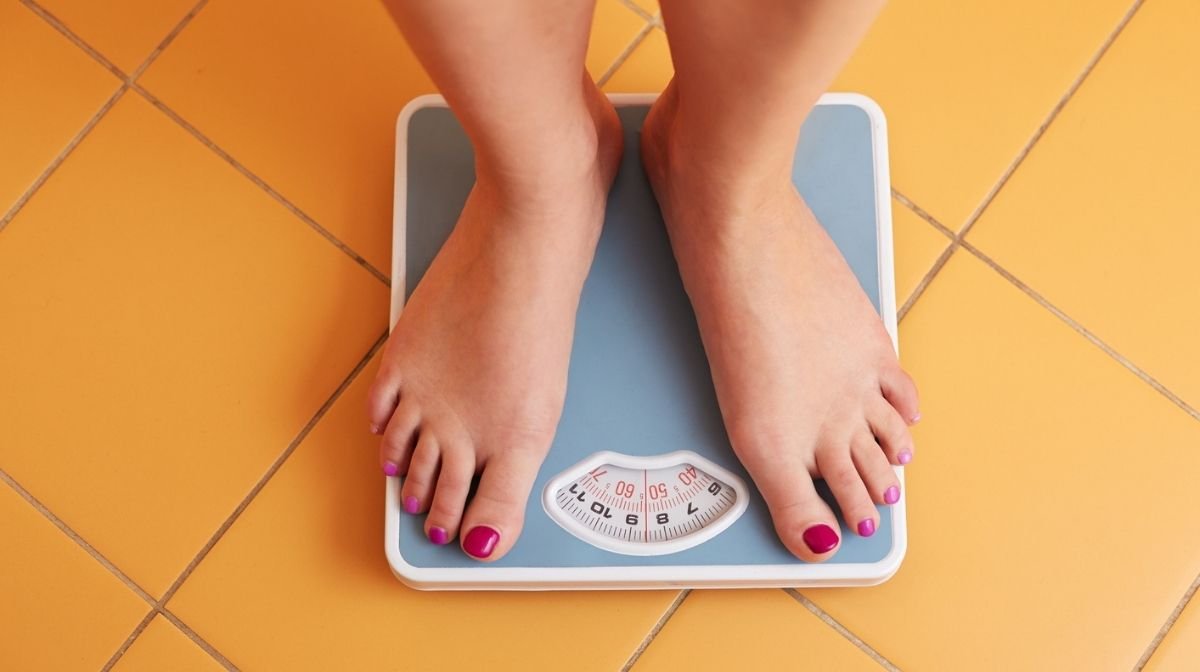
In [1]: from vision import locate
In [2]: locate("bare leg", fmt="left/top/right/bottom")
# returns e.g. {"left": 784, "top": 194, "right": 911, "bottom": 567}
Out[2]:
{"left": 644, "top": 0, "right": 920, "bottom": 561}
{"left": 370, "top": 0, "right": 622, "bottom": 561}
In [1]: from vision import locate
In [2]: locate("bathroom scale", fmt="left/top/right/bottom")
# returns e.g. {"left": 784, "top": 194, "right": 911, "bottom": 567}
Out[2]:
{"left": 385, "top": 93, "right": 905, "bottom": 590}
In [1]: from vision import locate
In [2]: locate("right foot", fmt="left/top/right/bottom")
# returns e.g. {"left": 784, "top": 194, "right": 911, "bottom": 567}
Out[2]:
{"left": 641, "top": 86, "right": 920, "bottom": 562}
{"left": 367, "top": 82, "right": 623, "bottom": 561}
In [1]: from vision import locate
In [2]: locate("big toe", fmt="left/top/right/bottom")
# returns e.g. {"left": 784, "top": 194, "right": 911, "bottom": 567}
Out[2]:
{"left": 752, "top": 457, "right": 843, "bottom": 562}
{"left": 459, "top": 449, "right": 543, "bottom": 562}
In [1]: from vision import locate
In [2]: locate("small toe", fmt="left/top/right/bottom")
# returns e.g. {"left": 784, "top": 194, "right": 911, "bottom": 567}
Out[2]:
{"left": 366, "top": 364, "right": 403, "bottom": 435}
{"left": 851, "top": 431, "right": 900, "bottom": 511}
{"left": 399, "top": 433, "right": 439, "bottom": 514}
{"left": 816, "top": 444, "right": 880, "bottom": 539}
{"left": 379, "top": 400, "right": 421, "bottom": 476}
{"left": 880, "top": 366, "right": 921, "bottom": 424}
{"left": 867, "top": 396, "right": 915, "bottom": 466}
{"left": 458, "top": 449, "right": 542, "bottom": 562}
{"left": 747, "top": 452, "right": 842, "bottom": 561}
{"left": 424, "top": 445, "right": 475, "bottom": 545}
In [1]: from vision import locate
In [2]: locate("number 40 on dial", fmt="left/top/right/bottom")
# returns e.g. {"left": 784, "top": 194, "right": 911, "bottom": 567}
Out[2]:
{"left": 542, "top": 451, "right": 749, "bottom": 556}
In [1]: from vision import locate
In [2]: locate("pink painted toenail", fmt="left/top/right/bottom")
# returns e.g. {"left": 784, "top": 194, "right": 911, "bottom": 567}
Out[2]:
{"left": 857, "top": 518, "right": 876, "bottom": 537}
{"left": 463, "top": 525, "right": 500, "bottom": 559}
{"left": 369, "top": 423, "right": 384, "bottom": 435}
{"left": 910, "top": 412, "right": 921, "bottom": 424}
{"left": 884, "top": 485, "right": 901, "bottom": 505}
{"left": 428, "top": 526, "right": 449, "bottom": 545}
{"left": 382, "top": 462, "right": 399, "bottom": 477}
{"left": 403, "top": 496, "right": 420, "bottom": 514}
{"left": 898, "top": 450, "right": 913, "bottom": 465}
{"left": 802, "top": 524, "right": 839, "bottom": 554}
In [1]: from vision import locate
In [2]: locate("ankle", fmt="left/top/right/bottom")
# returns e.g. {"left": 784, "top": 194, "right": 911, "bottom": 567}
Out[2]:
{"left": 474, "top": 81, "right": 622, "bottom": 200}
{"left": 645, "top": 82, "right": 795, "bottom": 208}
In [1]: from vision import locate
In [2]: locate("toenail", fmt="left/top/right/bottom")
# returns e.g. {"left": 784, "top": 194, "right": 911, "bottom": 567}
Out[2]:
{"left": 898, "top": 450, "right": 913, "bottom": 465}
{"left": 802, "top": 524, "right": 839, "bottom": 554}
{"left": 428, "top": 526, "right": 449, "bottom": 545}
{"left": 382, "top": 462, "right": 399, "bottom": 477}
{"left": 910, "top": 412, "right": 921, "bottom": 424}
{"left": 463, "top": 525, "right": 500, "bottom": 559}
{"left": 857, "top": 519, "right": 876, "bottom": 537}
{"left": 884, "top": 485, "right": 901, "bottom": 505}
{"left": 403, "top": 496, "right": 420, "bottom": 514}
{"left": 369, "top": 423, "right": 383, "bottom": 435}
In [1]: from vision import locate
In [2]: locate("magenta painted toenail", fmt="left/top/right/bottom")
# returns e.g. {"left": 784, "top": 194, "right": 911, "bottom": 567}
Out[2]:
{"left": 403, "top": 496, "right": 419, "bottom": 514}
{"left": 463, "top": 525, "right": 500, "bottom": 559}
{"left": 857, "top": 518, "right": 876, "bottom": 537}
{"left": 428, "top": 526, "right": 449, "bottom": 545}
{"left": 884, "top": 485, "right": 901, "bottom": 505}
{"left": 802, "top": 524, "right": 839, "bottom": 554}
{"left": 382, "top": 462, "right": 399, "bottom": 477}
{"left": 898, "top": 450, "right": 913, "bottom": 465}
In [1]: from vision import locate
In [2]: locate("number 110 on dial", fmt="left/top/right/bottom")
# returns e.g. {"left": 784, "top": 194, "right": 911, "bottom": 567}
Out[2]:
{"left": 542, "top": 451, "right": 749, "bottom": 556}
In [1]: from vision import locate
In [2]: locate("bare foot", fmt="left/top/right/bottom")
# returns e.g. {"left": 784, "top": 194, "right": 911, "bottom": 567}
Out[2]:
{"left": 641, "top": 87, "right": 920, "bottom": 561}
{"left": 367, "top": 84, "right": 623, "bottom": 561}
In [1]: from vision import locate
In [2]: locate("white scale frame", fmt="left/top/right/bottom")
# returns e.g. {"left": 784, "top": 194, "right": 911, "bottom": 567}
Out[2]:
{"left": 385, "top": 93, "right": 907, "bottom": 590}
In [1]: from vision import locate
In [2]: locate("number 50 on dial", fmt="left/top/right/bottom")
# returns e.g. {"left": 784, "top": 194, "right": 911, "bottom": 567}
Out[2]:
{"left": 542, "top": 451, "right": 750, "bottom": 556}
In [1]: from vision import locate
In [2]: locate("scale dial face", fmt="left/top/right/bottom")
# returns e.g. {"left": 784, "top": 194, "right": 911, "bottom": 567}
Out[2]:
{"left": 542, "top": 451, "right": 749, "bottom": 556}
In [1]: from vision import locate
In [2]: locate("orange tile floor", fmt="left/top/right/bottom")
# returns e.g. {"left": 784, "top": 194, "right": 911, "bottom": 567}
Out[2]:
{"left": 3, "top": 0, "right": 1199, "bottom": 669}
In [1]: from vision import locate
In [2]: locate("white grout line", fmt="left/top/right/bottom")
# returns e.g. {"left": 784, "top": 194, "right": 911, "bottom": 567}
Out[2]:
{"left": 19, "top": 0, "right": 128, "bottom": 80}
{"left": 99, "top": 609, "right": 158, "bottom": 672}
{"left": 959, "top": 239, "right": 1200, "bottom": 423}
{"left": 896, "top": 0, "right": 1145, "bottom": 318}
{"left": 896, "top": 239, "right": 955, "bottom": 323}
{"left": 128, "top": 0, "right": 209, "bottom": 82}
{"left": 129, "top": 84, "right": 390, "bottom": 285}
{"left": 14, "top": 0, "right": 390, "bottom": 289}
{"left": 0, "top": 468, "right": 157, "bottom": 606}
{"left": 614, "top": 0, "right": 656, "bottom": 23}
{"left": 619, "top": 589, "right": 690, "bottom": 671}
{"left": 784, "top": 589, "right": 901, "bottom": 671}
{"left": 159, "top": 609, "right": 241, "bottom": 671}
{"left": 955, "top": 0, "right": 1145, "bottom": 241}
{"left": 98, "top": 332, "right": 386, "bottom": 670}
{"left": 0, "top": 85, "right": 127, "bottom": 234}
{"left": 597, "top": 20, "right": 657, "bottom": 88}
{"left": 1135, "top": 572, "right": 1200, "bottom": 670}
{"left": 151, "top": 331, "right": 387, "bottom": 610}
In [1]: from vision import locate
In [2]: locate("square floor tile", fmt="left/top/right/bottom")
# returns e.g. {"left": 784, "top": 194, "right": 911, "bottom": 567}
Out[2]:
{"left": 0, "top": 93, "right": 388, "bottom": 596}
{"left": 169, "top": 353, "right": 679, "bottom": 672}
{"left": 587, "top": 0, "right": 648, "bottom": 81}
{"left": 602, "top": 26, "right": 671, "bottom": 93}
{"left": 0, "top": 1, "right": 119, "bottom": 217}
{"left": 966, "top": 0, "right": 1200, "bottom": 410}
{"left": 806, "top": 251, "right": 1200, "bottom": 670}
{"left": 632, "top": 590, "right": 879, "bottom": 672}
{"left": 37, "top": 0, "right": 197, "bottom": 73}
{"left": 138, "top": 0, "right": 435, "bottom": 274}
{"left": 1146, "top": 596, "right": 1200, "bottom": 671}
{"left": 892, "top": 199, "right": 950, "bottom": 307}
{"left": 112, "top": 614, "right": 223, "bottom": 672}
{"left": 834, "top": 0, "right": 1133, "bottom": 229}
{"left": 0, "top": 482, "right": 148, "bottom": 670}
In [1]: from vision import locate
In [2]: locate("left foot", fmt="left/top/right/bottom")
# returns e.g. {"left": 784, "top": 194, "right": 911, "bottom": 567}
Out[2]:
{"left": 641, "top": 86, "right": 920, "bottom": 561}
